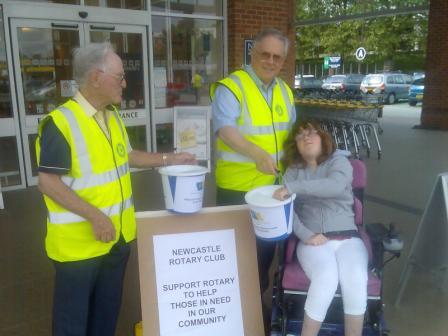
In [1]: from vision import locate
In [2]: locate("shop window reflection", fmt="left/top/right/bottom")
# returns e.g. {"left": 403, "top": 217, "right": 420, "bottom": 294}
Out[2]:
{"left": 152, "top": 17, "right": 223, "bottom": 108}
{"left": 151, "top": 0, "right": 222, "bottom": 15}
{"left": 156, "top": 123, "right": 173, "bottom": 153}
{"left": 0, "top": 137, "right": 21, "bottom": 187}
{"left": 14, "top": 0, "right": 80, "bottom": 3}
{"left": 90, "top": 32, "right": 145, "bottom": 110}
{"left": 85, "top": 0, "right": 146, "bottom": 10}
{"left": 0, "top": 6, "right": 12, "bottom": 118}
{"left": 28, "top": 134, "right": 39, "bottom": 177}
{"left": 125, "top": 125, "right": 147, "bottom": 151}
{"left": 18, "top": 27, "right": 80, "bottom": 116}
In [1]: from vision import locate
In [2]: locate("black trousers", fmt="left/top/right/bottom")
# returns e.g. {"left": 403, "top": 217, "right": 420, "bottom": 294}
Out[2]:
{"left": 52, "top": 235, "right": 130, "bottom": 336}
{"left": 216, "top": 187, "right": 276, "bottom": 294}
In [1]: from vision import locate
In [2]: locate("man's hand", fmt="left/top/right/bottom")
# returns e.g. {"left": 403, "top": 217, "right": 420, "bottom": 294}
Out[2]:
{"left": 168, "top": 152, "right": 197, "bottom": 165}
{"left": 273, "top": 186, "right": 289, "bottom": 200}
{"left": 254, "top": 151, "right": 278, "bottom": 175}
{"left": 90, "top": 213, "right": 116, "bottom": 243}
{"left": 305, "top": 234, "right": 328, "bottom": 246}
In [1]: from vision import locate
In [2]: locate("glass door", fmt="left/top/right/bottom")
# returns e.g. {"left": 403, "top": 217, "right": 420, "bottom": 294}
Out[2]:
{"left": 10, "top": 19, "right": 82, "bottom": 186}
{"left": 87, "top": 23, "right": 150, "bottom": 152}
{"left": 0, "top": 6, "right": 25, "bottom": 190}
{"left": 10, "top": 19, "right": 150, "bottom": 186}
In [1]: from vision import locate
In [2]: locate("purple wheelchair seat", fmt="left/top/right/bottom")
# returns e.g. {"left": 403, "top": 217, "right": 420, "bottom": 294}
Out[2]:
{"left": 281, "top": 159, "right": 381, "bottom": 298}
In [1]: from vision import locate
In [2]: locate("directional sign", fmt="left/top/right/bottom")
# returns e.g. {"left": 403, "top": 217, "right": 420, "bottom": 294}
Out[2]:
{"left": 355, "top": 47, "right": 366, "bottom": 61}
{"left": 328, "top": 56, "right": 342, "bottom": 68}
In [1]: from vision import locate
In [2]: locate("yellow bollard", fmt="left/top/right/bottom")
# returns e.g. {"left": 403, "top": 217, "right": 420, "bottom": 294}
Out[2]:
{"left": 134, "top": 321, "right": 143, "bottom": 336}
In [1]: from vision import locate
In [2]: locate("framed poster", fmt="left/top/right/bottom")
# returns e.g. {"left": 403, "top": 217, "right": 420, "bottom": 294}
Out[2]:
{"left": 173, "top": 106, "right": 210, "bottom": 169}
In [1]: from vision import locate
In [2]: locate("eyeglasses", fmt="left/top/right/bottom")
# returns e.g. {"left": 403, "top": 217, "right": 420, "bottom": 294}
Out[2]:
{"left": 295, "top": 129, "right": 319, "bottom": 141}
{"left": 253, "top": 49, "right": 285, "bottom": 64}
{"left": 98, "top": 69, "right": 126, "bottom": 83}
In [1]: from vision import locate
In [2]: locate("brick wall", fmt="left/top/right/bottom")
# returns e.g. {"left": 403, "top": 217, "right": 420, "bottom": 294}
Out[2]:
{"left": 420, "top": 0, "right": 448, "bottom": 129}
{"left": 227, "top": 0, "right": 296, "bottom": 87}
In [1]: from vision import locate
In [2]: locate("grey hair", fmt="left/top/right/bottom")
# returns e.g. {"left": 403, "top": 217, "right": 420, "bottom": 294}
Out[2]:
{"left": 253, "top": 28, "right": 290, "bottom": 57}
{"left": 72, "top": 42, "right": 115, "bottom": 86}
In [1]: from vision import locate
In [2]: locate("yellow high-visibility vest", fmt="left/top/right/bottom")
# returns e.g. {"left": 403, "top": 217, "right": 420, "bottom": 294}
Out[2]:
{"left": 210, "top": 70, "right": 294, "bottom": 191}
{"left": 36, "top": 100, "right": 136, "bottom": 262}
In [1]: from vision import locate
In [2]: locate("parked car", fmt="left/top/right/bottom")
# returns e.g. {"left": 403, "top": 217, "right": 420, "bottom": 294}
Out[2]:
{"left": 412, "top": 72, "right": 425, "bottom": 81}
{"left": 295, "top": 77, "right": 323, "bottom": 92}
{"left": 360, "top": 73, "right": 412, "bottom": 104}
{"left": 294, "top": 74, "right": 314, "bottom": 89}
{"left": 408, "top": 76, "right": 425, "bottom": 106}
{"left": 321, "top": 74, "right": 365, "bottom": 94}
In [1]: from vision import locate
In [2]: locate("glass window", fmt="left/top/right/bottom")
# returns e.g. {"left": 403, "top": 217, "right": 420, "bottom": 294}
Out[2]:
{"left": 14, "top": 0, "right": 80, "bottom": 3}
{"left": 0, "top": 137, "right": 21, "bottom": 187}
{"left": 90, "top": 31, "right": 145, "bottom": 110}
{"left": 0, "top": 6, "right": 12, "bottom": 119}
{"left": 156, "top": 123, "right": 173, "bottom": 152}
{"left": 152, "top": 16, "right": 168, "bottom": 108}
{"left": 125, "top": 125, "right": 147, "bottom": 151}
{"left": 28, "top": 134, "right": 38, "bottom": 177}
{"left": 152, "top": 0, "right": 222, "bottom": 15}
{"left": 17, "top": 26, "right": 80, "bottom": 116}
{"left": 152, "top": 16, "right": 223, "bottom": 108}
{"left": 151, "top": 0, "right": 166, "bottom": 11}
{"left": 395, "top": 75, "right": 404, "bottom": 84}
{"left": 152, "top": 16, "right": 223, "bottom": 151}
{"left": 85, "top": 0, "right": 146, "bottom": 10}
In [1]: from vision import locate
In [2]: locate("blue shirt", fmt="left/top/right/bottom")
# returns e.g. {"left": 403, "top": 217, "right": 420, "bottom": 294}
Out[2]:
{"left": 212, "top": 65, "right": 296, "bottom": 133}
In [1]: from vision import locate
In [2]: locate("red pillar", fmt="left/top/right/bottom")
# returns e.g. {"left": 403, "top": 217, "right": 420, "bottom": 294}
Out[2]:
{"left": 420, "top": 0, "right": 448, "bottom": 129}
{"left": 227, "top": 0, "right": 296, "bottom": 87}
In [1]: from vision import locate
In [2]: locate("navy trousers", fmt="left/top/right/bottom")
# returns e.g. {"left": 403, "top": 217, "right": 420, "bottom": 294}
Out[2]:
{"left": 52, "top": 235, "right": 130, "bottom": 336}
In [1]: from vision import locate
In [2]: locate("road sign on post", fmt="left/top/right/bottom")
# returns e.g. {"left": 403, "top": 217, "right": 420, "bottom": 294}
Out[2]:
{"left": 355, "top": 47, "right": 366, "bottom": 61}
{"left": 324, "top": 56, "right": 329, "bottom": 69}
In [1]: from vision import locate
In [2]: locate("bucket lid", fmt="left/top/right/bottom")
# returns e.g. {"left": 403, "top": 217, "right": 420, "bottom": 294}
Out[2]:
{"left": 245, "top": 185, "right": 295, "bottom": 208}
{"left": 159, "top": 165, "right": 208, "bottom": 177}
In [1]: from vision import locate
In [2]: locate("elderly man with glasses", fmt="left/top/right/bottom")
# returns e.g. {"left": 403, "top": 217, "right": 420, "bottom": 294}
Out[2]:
{"left": 210, "top": 28, "right": 296, "bottom": 334}
{"left": 36, "top": 42, "right": 195, "bottom": 336}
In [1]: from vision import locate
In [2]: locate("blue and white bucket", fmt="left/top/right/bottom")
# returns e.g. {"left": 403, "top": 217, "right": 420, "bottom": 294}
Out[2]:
{"left": 245, "top": 185, "right": 296, "bottom": 241}
{"left": 159, "top": 165, "right": 208, "bottom": 213}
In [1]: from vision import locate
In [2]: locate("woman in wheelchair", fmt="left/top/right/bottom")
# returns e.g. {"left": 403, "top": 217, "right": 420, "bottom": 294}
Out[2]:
{"left": 273, "top": 121, "right": 368, "bottom": 336}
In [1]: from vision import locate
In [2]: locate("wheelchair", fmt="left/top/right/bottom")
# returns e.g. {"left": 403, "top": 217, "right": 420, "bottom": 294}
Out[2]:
{"left": 269, "top": 159, "right": 403, "bottom": 336}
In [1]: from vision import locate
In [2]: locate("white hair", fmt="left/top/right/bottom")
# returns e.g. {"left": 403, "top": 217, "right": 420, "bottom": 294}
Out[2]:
{"left": 253, "top": 28, "right": 290, "bottom": 57}
{"left": 72, "top": 42, "right": 115, "bottom": 87}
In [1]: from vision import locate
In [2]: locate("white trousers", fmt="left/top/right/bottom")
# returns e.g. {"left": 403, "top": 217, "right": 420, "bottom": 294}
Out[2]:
{"left": 297, "top": 237, "right": 368, "bottom": 322}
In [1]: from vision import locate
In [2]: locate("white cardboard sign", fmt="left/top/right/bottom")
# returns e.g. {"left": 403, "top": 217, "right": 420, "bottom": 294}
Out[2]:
{"left": 153, "top": 229, "right": 244, "bottom": 336}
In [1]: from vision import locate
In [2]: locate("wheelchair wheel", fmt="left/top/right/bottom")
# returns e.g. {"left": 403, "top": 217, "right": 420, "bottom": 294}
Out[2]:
{"left": 281, "top": 314, "right": 288, "bottom": 336}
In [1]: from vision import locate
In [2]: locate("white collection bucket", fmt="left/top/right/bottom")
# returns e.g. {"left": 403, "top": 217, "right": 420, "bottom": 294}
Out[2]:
{"left": 159, "top": 165, "right": 208, "bottom": 213}
{"left": 245, "top": 185, "right": 296, "bottom": 241}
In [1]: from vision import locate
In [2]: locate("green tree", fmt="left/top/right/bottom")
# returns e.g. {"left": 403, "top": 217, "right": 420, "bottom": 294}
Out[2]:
{"left": 295, "top": 0, "right": 428, "bottom": 73}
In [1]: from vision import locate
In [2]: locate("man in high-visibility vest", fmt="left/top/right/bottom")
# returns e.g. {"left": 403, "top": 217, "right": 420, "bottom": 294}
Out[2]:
{"left": 211, "top": 28, "right": 296, "bottom": 332}
{"left": 36, "top": 43, "right": 195, "bottom": 336}
{"left": 192, "top": 71, "right": 204, "bottom": 103}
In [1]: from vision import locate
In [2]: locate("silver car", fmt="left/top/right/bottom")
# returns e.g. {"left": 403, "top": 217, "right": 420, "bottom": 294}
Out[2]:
{"left": 360, "top": 73, "right": 412, "bottom": 104}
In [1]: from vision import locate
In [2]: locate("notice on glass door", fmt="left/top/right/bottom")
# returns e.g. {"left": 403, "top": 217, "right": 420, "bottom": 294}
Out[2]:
{"left": 153, "top": 229, "right": 244, "bottom": 336}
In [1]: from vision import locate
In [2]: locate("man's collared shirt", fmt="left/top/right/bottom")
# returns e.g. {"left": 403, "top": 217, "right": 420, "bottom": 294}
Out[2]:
{"left": 212, "top": 65, "right": 296, "bottom": 133}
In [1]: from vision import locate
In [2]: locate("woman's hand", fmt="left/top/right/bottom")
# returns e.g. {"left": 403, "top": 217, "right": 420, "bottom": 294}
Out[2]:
{"left": 273, "top": 187, "right": 289, "bottom": 200}
{"left": 305, "top": 234, "right": 328, "bottom": 246}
